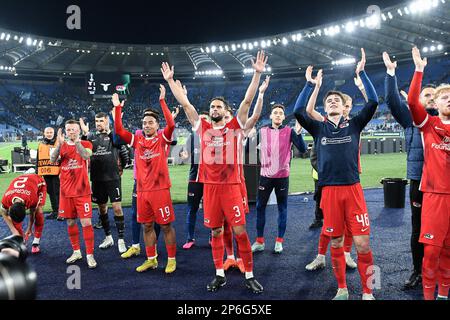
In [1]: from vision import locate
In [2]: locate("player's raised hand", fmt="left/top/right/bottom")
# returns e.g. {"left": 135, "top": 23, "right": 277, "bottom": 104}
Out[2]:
{"left": 182, "top": 84, "right": 188, "bottom": 96}
{"left": 400, "top": 90, "right": 408, "bottom": 100}
{"left": 159, "top": 84, "right": 166, "bottom": 100}
{"left": 412, "top": 46, "right": 427, "bottom": 72}
{"left": 57, "top": 128, "right": 65, "bottom": 145}
{"left": 382, "top": 52, "right": 397, "bottom": 73}
{"left": 111, "top": 93, "right": 124, "bottom": 107}
{"left": 161, "top": 62, "right": 175, "bottom": 81}
{"left": 251, "top": 50, "right": 268, "bottom": 73}
{"left": 305, "top": 66, "right": 314, "bottom": 83}
{"left": 79, "top": 117, "right": 89, "bottom": 135}
{"left": 172, "top": 107, "right": 180, "bottom": 120}
{"left": 356, "top": 48, "right": 366, "bottom": 74}
{"left": 259, "top": 75, "right": 271, "bottom": 94}
{"left": 315, "top": 69, "right": 323, "bottom": 87}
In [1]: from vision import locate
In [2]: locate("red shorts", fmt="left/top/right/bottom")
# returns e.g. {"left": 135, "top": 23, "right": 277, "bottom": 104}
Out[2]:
{"left": 320, "top": 183, "right": 370, "bottom": 237}
{"left": 59, "top": 195, "right": 92, "bottom": 219}
{"left": 240, "top": 181, "right": 249, "bottom": 214}
{"left": 203, "top": 184, "right": 246, "bottom": 229}
{"left": 137, "top": 189, "right": 175, "bottom": 225}
{"left": 420, "top": 193, "right": 450, "bottom": 248}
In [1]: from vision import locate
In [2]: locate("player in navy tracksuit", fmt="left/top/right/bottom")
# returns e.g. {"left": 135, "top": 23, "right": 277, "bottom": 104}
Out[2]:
{"left": 294, "top": 49, "right": 379, "bottom": 300}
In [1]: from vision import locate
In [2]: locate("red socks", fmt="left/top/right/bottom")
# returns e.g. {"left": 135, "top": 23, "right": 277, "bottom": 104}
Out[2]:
{"left": 235, "top": 232, "right": 253, "bottom": 273}
{"left": 82, "top": 226, "right": 94, "bottom": 255}
{"left": 34, "top": 210, "right": 45, "bottom": 239}
{"left": 211, "top": 234, "right": 224, "bottom": 270}
{"left": 166, "top": 244, "right": 177, "bottom": 259}
{"left": 318, "top": 233, "right": 330, "bottom": 256}
{"left": 422, "top": 244, "right": 441, "bottom": 300}
{"left": 68, "top": 225, "right": 80, "bottom": 251}
{"left": 357, "top": 251, "right": 374, "bottom": 294}
{"left": 331, "top": 247, "right": 347, "bottom": 289}
{"left": 256, "top": 237, "right": 264, "bottom": 244}
{"left": 145, "top": 245, "right": 157, "bottom": 258}
{"left": 438, "top": 247, "right": 450, "bottom": 298}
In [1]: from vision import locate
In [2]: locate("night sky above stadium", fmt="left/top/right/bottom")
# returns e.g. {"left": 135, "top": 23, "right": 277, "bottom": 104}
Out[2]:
{"left": 0, "top": 0, "right": 404, "bottom": 44}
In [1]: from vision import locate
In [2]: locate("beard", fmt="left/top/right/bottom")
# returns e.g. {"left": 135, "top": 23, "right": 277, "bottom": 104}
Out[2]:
{"left": 211, "top": 115, "right": 224, "bottom": 123}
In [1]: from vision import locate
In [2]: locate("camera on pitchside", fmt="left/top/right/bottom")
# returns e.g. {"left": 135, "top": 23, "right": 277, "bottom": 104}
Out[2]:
{"left": 0, "top": 235, "right": 37, "bottom": 300}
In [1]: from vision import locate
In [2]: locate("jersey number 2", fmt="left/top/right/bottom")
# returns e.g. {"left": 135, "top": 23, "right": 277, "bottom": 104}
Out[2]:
{"left": 14, "top": 177, "right": 28, "bottom": 189}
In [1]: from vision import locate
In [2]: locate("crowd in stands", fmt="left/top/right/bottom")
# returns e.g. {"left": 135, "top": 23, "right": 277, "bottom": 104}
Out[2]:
{"left": 0, "top": 56, "right": 448, "bottom": 137}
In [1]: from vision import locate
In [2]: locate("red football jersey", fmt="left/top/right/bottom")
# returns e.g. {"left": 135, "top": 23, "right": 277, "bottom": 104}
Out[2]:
{"left": 1, "top": 174, "right": 47, "bottom": 210}
{"left": 195, "top": 117, "right": 244, "bottom": 184}
{"left": 131, "top": 131, "right": 172, "bottom": 192}
{"left": 417, "top": 116, "right": 450, "bottom": 194}
{"left": 59, "top": 141, "right": 93, "bottom": 198}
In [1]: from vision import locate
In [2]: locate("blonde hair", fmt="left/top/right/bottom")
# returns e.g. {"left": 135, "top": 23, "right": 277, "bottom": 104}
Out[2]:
{"left": 434, "top": 84, "right": 450, "bottom": 100}
{"left": 342, "top": 94, "right": 352, "bottom": 105}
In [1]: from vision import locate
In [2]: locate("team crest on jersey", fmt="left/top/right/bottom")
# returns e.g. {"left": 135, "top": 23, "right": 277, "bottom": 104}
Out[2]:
{"left": 326, "top": 227, "right": 334, "bottom": 233}
{"left": 339, "top": 121, "right": 349, "bottom": 128}
{"left": 204, "top": 218, "right": 210, "bottom": 224}
{"left": 424, "top": 233, "right": 434, "bottom": 240}
{"left": 259, "top": 186, "right": 265, "bottom": 191}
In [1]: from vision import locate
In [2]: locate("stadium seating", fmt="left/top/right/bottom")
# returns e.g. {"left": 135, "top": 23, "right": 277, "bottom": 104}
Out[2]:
{"left": 0, "top": 55, "right": 447, "bottom": 134}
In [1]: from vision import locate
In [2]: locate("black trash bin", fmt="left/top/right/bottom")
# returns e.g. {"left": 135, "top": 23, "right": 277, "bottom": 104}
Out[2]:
{"left": 380, "top": 178, "right": 408, "bottom": 208}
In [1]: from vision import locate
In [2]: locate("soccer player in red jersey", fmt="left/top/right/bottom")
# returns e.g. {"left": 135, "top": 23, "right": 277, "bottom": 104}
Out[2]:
{"left": 408, "top": 47, "right": 450, "bottom": 300}
{"left": 162, "top": 51, "right": 268, "bottom": 293}
{"left": 223, "top": 77, "right": 270, "bottom": 273}
{"left": 50, "top": 120, "right": 97, "bottom": 269}
{"left": 1, "top": 174, "right": 47, "bottom": 254}
{"left": 113, "top": 86, "right": 177, "bottom": 274}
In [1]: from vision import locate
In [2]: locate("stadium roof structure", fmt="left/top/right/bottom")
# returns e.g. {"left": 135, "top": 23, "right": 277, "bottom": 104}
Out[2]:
{"left": 0, "top": 0, "right": 448, "bottom": 80}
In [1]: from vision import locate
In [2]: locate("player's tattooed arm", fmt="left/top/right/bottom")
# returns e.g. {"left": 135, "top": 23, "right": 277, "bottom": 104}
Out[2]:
{"left": 75, "top": 141, "right": 92, "bottom": 160}
{"left": 238, "top": 50, "right": 268, "bottom": 127}
{"left": 305, "top": 66, "right": 325, "bottom": 122}
{"left": 161, "top": 62, "right": 199, "bottom": 127}
{"left": 50, "top": 129, "right": 64, "bottom": 163}
{"left": 245, "top": 75, "right": 271, "bottom": 134}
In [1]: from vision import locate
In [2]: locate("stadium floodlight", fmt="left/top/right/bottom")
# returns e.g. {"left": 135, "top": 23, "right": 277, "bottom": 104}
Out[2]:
{"left": 26, "top": 38, "right": 32, "bottom": 46}
{"left": 224, "top": 45, "right": 229, "bottom": 52}
{"left": 388, "top": 12, "right": 393, "bottom": 19}
{"left": 261, "top": 40, "right": 267, "bottom": 48}
{"left": 0, "top": 33, "right": 5, "bottom": 40}
{"left": 253, "top": 41, "right": 258, "bottom": 47}
{"left": 32, "top": 39, "right": 37, "bottom": 46}
{"left": 5, "top": 34, "right": 10, "bottom": 41}
{"left": 291, "top": 34, "right": 297, "bottom": 42}
{"left": 219, "top": 46, "right": 223, "bottom": 52}
{"left": 200, "top": 47, "right": 204, "bottom": 53}
{"left": 205, "top": 47, "right": 210, "bottom": 53}
{"left": 267, "top": 66, "right": 272, "bottom": 72}
{"left": 332, "top": 57, "right": 356, "bottom": 66}
{"left": 381, "top": 13, "right": 387, "bottom": 21}
{"left": 423, "top": 46, "right": 429, "bottom": 52}
{"left": 14, "top": 35, "right": 18, "bottom": 41}
{"left": 404, "top": 7, "right": 410, "bottom": 14}
{"left": 237, "top": 44, "right": 241, "bottom": 48}
{"left": 282, "top": 37, "right": 288, "bottom": 45}
{"left": 345, "top": 21, "right": 355, "bottom": 33}
{"left": 248, "top": 43, "right": 254, "bottom": 50}
{"left": 231, "top": 44, "right": 236, "bottom": 51}
{"left": 242, "top": 43, "right": 247, "bottom": 50}
{"left": 437, "top": 44, "right": 443, "bottom": 50}
{"left": 397, "top": 8, "right": 403, "bottom": 16}
{"left": 430, "top": 45, "right": 436, "bottom": 51}
{"left": 18, "top": 37, "right": 23, "bottom": 43}
{"left": 296, "top": 33, "right": 302, "bottom": 41}
{"left": 359, "top": 19, "right": 366, "bottom": 27}
{"left": 266, "top": 40, "right": 271, "bottom": 47}
{"left": 211, "top": 45, "right": 216, "bottom": 53}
